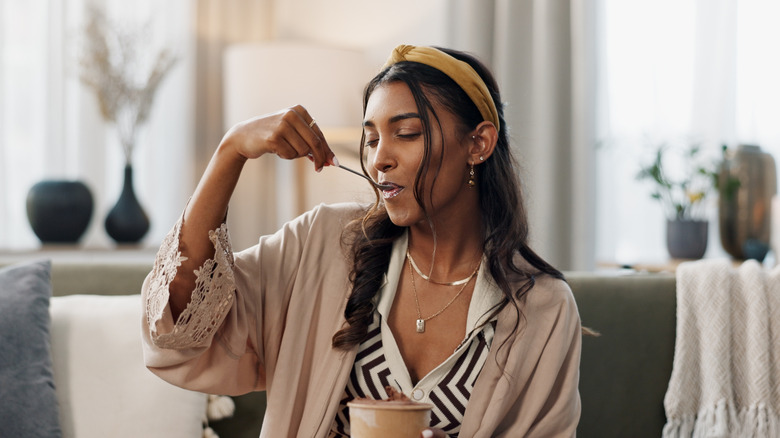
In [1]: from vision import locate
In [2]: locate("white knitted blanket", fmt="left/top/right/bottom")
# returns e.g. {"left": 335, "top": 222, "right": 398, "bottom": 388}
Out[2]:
{"left": 663, "top": 259, "right": 780, "bottom": 438}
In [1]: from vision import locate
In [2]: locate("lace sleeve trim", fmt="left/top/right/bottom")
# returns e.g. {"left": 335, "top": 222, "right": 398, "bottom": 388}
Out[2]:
{"left": 145, "top": 217, "right": 236, "bottom": 350}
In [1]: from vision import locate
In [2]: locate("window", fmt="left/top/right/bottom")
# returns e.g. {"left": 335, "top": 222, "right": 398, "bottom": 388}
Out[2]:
{"left": 0, "top": 0, "right": 193, "bottom": 249}
{"left": 596, "top": 0, "right": 780, "bottom": 266}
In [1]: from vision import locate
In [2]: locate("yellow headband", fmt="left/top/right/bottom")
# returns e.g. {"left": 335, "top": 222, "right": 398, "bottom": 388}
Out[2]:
{"left": 382, "top": 44, "right": 500, "bottom": 131}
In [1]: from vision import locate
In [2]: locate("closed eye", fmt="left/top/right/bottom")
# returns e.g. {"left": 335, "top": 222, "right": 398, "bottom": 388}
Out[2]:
{"left": 397, "top": 133, "right": 421, "bottom": 140}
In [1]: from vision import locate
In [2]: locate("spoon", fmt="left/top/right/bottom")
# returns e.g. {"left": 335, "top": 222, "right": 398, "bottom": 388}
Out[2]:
{"left": 337, "top": 164, "right": 395, "bottom": 190}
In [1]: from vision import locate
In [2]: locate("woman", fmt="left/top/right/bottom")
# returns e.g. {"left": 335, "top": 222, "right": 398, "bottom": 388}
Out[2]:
{"left": 142, "top": 45, "right": 581, "bottom": 437}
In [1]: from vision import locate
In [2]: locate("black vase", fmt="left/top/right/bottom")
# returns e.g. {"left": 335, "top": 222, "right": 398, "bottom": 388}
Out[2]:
{"left": 666, "top": 219, "right": 708, "bottom": 259}
{"left": 105, "top": 164, "right": 150, "bottom": 243}
{"left": 26, "top": 180, "right": 94, "bottom": 243}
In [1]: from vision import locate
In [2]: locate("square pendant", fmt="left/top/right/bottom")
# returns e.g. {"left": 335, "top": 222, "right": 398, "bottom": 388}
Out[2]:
{"left": 416, "top": 319, "right": 425, "bottom": 333}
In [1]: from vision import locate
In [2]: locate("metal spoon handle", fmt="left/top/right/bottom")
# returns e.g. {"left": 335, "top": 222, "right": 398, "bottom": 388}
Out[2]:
{"left": 337, "top": 165, "right": 392, "bottom": 190}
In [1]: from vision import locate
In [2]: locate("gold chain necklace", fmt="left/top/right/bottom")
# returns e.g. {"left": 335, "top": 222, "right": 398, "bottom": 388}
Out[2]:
{"left": 406, "top": 248, "right": 479, "bottom": 286}
{"left": 409, "top": 255, "right": 480, "bottom": 333}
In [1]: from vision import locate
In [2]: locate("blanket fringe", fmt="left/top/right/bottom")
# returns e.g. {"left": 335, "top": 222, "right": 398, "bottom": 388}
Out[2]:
{"left": 663, "top": 399, "right": 780, "bottom": 438}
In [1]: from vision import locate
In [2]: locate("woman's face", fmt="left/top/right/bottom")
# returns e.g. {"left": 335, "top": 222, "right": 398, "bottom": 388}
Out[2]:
{"left": 363, "top": 81, "right": 475, "bottom": 228}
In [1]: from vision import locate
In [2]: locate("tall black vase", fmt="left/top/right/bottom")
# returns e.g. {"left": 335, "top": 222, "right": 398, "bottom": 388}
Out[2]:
{"left": 105, "top": 164, "right": 150, "bottom": 243}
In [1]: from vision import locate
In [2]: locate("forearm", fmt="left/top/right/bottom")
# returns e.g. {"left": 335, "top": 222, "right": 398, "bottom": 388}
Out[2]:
{"left": 165, "top": 106, "right": 333, "bottom": 319}
{"left": 169, "top": 139, "right": 247, "bottom": 319}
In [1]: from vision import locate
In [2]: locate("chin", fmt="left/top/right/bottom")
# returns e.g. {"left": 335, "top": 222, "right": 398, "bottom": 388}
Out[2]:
{"left": 384, "top": 204, "right": 424, "bottom": 228}
{"left": 386, "top": 211, "right": 414, "bottom": 228}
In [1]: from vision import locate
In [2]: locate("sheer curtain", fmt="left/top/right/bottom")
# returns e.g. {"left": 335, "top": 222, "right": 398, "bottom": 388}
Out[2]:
{"left": 0, "top": 0, "right": 194, "bottom": 249}
{"left": 448, "top": 0, "right": 599, "bottom": 271}
{"left": 494, "top": 0, "right": 598, "bottom": 271}
{"left": 596, "top": 0, "right": 780, "bottom": 266}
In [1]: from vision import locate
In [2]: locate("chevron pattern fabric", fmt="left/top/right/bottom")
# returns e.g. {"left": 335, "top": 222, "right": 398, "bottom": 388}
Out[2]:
{"left": 329, "top": 313, "right": 494, "bottom": 437}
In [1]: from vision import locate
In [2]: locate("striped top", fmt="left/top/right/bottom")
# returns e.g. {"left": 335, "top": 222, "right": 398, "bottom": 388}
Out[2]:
{"left": 328, "top": 232, "right": 503, "bottom": 437}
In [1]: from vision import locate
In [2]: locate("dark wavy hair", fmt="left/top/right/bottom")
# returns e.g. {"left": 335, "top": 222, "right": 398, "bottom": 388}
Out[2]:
{"left": 332, "top": 47, "right": 564, "bottom": 350}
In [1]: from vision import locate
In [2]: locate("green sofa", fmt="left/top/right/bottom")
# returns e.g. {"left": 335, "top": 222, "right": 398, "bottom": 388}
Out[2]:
{"left": 570, "top": 272, "right": 676, "bottom": 438}
{"left": 44, "top": 262, "right": 676, "bottom": 438}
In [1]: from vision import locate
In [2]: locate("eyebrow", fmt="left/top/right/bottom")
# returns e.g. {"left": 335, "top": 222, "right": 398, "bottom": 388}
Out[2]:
{"left": 363, "top": 112, "right": 421, "bottom": 128}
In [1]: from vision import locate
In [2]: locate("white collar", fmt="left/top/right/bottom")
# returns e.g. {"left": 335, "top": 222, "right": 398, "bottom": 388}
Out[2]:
{"left": 374, "top": 231, "right": 503, "bottom": 395}
{"left": 376, "top": 231, "right": 502, "bottom": 331}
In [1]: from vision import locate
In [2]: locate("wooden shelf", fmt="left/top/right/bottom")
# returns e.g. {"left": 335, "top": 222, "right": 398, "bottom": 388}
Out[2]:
{"left": 598, "top": 257, "right": 766, "bottom": 274}
{"left": 0, "top": 245, "right": 158, "bottom": 265}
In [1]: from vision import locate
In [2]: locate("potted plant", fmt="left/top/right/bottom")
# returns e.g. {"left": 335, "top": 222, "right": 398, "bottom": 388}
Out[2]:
{"left": 636, "top": 142, "right": 717, "bottom": 259}
{"left": 78, "top": 6, "right": 177, "bottom": 243}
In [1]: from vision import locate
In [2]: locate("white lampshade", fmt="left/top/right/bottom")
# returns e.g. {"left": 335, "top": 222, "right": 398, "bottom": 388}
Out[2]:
{"left": 223, "top": 41, "right": 372, "bottom": 130}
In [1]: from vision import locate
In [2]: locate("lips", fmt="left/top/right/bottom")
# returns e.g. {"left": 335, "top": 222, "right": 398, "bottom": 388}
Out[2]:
{"left": 380, "top": 181, "right": 404, "bottom": 199}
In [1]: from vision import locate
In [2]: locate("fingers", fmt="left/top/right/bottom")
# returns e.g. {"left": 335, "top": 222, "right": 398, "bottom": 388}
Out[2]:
{"left": 287, "top": 105, "right": 337, "bottom": 171}
{"left": 226, "top": 105, "right": 339, "bottom": 171}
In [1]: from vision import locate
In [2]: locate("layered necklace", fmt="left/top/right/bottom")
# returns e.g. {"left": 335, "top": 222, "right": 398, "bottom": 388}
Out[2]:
{"left": 406, "top": 249, "right": 481, "bottom": 333}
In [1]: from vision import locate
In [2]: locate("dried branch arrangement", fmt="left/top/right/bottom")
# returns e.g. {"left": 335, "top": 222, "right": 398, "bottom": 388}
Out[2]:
{"left": 79, "top": 6, "right": 177, "bottom": 164}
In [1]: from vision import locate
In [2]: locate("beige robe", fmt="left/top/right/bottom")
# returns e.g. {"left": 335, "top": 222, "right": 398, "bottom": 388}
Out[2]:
{"left": 142, "top": 202, "right": 582, "bottom": 437}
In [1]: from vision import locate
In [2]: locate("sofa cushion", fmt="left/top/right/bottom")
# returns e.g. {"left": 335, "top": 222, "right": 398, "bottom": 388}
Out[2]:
{"left": 0, "top": 259, "right": 62, "bottom": 438}
{"left": 569, "top": 272, "right": 677, "bottom": 438}
{"left": 50, "top": 294, "right": 208, "bottom": 438}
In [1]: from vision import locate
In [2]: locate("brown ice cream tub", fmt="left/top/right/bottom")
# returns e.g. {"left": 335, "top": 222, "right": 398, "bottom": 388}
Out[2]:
{"left": 347, "top": 399, "right": 434, "bottom": 438}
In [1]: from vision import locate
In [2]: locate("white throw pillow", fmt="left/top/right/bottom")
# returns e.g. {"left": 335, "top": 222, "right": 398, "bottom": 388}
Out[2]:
{"left": 50, "top": 294, "right": 208, "bottom": 438}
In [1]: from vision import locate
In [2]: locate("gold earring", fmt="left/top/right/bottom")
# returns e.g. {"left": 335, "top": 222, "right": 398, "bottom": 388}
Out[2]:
{"left": 468, "top": 162, "right": 476, "bottom": 188}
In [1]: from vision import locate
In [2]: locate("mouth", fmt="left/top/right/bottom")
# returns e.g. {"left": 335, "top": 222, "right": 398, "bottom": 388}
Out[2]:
{"left": 380, "top": 181, "right": 404, "bottom": 199}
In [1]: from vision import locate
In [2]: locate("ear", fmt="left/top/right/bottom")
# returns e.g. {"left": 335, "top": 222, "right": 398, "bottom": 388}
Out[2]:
{"left": 467, "top": 121, "right": 498, "bottom": 165}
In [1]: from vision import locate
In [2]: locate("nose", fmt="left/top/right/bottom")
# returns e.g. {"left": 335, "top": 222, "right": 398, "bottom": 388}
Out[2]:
{"left": 370, "top": 138, "right": 396, "bottom": 175}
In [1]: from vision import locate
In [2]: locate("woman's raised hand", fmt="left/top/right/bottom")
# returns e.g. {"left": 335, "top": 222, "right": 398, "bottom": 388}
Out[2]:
{"left": 221, "top": 105, "right": 338, "bottom": 172}
{"left": 169, "top": 105, "right": 337, "bottom": 319}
